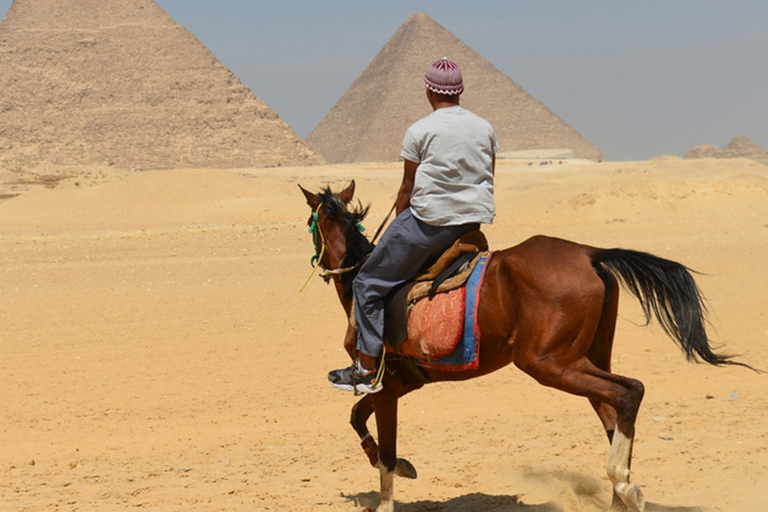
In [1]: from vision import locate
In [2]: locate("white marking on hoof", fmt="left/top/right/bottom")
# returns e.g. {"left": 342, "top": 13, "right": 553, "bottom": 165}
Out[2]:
{"left": 376, "top": 464, "right": 395, "bottom": 512}
{"left": 606, "top": 430, "right": 633, "bottom": 482}
{"left": 606, "top": 430, "right": 645, "bottom": 512}
{"left": 614, "top": 481, "right": 645, "bottom": 512}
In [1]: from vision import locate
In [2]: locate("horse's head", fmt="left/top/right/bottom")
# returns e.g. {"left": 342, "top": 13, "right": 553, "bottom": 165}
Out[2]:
{"left": 298, "top": 181, "right": 373, "bottom": 297}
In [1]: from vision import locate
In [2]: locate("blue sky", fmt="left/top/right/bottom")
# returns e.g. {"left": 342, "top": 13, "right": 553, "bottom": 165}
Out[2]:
{"left": 2, "top": 1, "right": 766, "bottom": 161}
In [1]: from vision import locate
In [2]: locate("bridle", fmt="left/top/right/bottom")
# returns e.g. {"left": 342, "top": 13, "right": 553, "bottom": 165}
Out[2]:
{"left": 299, "top": 194, "right": 395, "bottom": 392}
{"left": 308, "top": 203, "right": 327, "bottom": 269}
{"left": 299, "top": 199, "right": 396, "bottom": 292}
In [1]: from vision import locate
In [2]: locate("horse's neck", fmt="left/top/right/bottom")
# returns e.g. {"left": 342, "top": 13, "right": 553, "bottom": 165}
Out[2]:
{"left": 332, "top": 276, "right": 353, "bottom": 318}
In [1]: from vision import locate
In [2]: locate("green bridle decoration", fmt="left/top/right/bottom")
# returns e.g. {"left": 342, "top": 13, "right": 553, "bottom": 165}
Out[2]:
{"left": 308, "top": 205, "right": 325, "bottom": 268}
{"left": 300, "top": 201, "right": 367, "bottom": 292}
{"left": 300, "top": 203, "right": 326, "bottom": 292}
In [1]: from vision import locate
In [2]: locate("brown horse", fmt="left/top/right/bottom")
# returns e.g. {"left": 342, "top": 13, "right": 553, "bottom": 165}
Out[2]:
{"left": 300, "top": 181, "right": 749, "bottom": 512}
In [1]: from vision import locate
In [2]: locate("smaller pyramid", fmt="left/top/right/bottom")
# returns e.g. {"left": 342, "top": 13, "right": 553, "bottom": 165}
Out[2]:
{"left": 307, "top": 13, "right": 602, "bottom": 164}
{"left": 684, "top": 136, "right": 768, "bottom": 165}
{"left": 0, "top": 0, "right": 322, "bottom": 169}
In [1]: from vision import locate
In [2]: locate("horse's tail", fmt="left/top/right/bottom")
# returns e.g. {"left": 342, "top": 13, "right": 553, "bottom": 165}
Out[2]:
{"left": 592, "top": 248, "right": 752, "bottom": 369}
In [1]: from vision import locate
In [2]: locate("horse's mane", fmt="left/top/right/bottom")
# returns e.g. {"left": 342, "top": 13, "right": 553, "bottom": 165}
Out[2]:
{"left": 317, "top": 187, "right": 375, "bottom": 300}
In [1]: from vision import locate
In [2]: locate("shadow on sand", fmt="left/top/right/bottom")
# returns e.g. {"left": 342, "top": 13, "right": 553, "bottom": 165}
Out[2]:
{"left": 344, "top": 491, "right": 558, "bottom": 512}
{"left": 343, "top": 467, "right": 704, "bottom": 512}
{"left": 343, "top": 491, "right": 704, "bottom": 512}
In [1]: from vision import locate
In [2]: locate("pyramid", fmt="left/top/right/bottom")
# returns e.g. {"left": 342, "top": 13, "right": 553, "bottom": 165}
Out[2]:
{"left": 306, "top": 13, "right": 602, "bottom": 164}
{"left": 0, "top": 0, "right": 322, "bottom": 170}
{"left": 684, "top": 135, "right": 768, "bottom": 165}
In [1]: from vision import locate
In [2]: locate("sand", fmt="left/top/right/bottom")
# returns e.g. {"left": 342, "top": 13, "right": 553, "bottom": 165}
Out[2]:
{"left": 0, "top": 157, "right": 767, "bottom": 511}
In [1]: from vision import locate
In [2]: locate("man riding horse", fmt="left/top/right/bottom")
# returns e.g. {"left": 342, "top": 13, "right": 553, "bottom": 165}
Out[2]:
{"left": 328, "top": 57, "right": 500, "bottom": 394}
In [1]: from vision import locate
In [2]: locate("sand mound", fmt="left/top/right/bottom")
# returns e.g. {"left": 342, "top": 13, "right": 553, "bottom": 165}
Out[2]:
{"left": 0, "top": 168, "right": 309, "bottom": 232}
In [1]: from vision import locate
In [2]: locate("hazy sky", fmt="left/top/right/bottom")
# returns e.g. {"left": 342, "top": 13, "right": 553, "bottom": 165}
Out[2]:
{"left": 1, "top": 1, "right": 766, "bottom": 161}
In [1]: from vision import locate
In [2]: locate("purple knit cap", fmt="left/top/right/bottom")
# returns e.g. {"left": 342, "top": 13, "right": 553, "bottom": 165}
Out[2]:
{"left": 424, "top": 57, "right": 464, "bottom": 95}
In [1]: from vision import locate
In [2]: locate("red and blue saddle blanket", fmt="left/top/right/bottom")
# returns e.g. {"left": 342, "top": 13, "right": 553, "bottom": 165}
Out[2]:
{"left": 391, "top": 252, "right": 492, "bottom": 371}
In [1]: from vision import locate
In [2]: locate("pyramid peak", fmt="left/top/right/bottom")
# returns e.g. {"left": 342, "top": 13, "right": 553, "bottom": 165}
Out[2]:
{"left": 405, "top": 12, "right": 435, "bottom": 23}
{"left": 685, "top": 135, "right": 768, "bottom": 164}
{"left": 401, "top": 12, "right": 451, "bottom": 35}
{"left": 307, "top": 13, "right": 602, "bottom": 163}
{"left": 726, "top": 135, "right": 760, "bottom": 150}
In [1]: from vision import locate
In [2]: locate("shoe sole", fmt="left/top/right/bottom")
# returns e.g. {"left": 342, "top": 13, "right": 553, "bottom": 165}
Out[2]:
{"left": 331, "top": 381, "right": 383, "bottom": 394}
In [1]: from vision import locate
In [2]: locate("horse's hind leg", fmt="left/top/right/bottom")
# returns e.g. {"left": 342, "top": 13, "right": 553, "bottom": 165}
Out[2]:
{"left": 586, "top": 279, "right": 646, "bottom": 511}
{"left": 586, "top": 277, "right": 620, "bottom": 438}
{"left": 601, "top": 372, "right": 645, "bottom": 512}
{"left": 515, "top": 331, "right": 646, "bottom": 512}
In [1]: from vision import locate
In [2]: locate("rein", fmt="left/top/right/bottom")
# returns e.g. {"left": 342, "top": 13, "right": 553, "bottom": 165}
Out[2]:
{"left": 370, "top": 200, "right": 397, "bottom": 245}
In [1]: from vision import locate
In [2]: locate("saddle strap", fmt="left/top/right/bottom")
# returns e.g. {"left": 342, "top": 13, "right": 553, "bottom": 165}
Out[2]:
{"left": 428, "top": 252, "right": 476, "bottom": 300}
{"left": 407, "top": 251, "right": 487, "bottom": 306}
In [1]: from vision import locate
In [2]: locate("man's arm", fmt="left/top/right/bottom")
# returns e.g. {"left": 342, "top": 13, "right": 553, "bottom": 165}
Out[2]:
{"left": 396, "top": 159, "right": 418, "bottom": 215}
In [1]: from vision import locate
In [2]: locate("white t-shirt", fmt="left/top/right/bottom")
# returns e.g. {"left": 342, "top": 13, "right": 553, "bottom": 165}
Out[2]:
{"left": 400, "top": 105, "right": 499, "bottom": 226}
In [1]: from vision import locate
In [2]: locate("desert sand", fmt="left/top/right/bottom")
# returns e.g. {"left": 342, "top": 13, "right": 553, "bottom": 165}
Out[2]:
{"left": 1, "top": 157, "right": 767, "bottom": 511}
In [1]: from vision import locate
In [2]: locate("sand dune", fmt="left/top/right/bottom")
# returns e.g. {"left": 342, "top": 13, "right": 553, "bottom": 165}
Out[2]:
{"left": 1, "top": 157, "right": 767, "bottom": 511}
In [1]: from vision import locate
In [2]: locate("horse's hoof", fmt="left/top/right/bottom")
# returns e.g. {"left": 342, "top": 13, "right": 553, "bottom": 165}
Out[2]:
{"left": 613, "top": 482, "right": 645, "bottom": 512}
{"left": 394, "top": 457, "right": 417, "bottom": 479}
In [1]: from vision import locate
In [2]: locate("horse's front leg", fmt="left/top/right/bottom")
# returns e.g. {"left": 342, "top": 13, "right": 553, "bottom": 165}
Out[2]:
{"left": 369, "top": 386, "right": 399, "bottom": 512}
{"left": 351, "top": 395, "right": 379, "bottom": 467}
{"left": 343, "top": 322, "right": 358, "bottom": 361}
{"left": 352, "top": 391, "right": 418, "bottom": 479}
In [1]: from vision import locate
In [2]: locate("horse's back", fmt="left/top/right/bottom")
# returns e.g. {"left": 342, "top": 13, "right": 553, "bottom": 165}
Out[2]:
{"left": 493, "top": 235, "right": 602, "bottom": 289}
{"left": 480, "top": 235, "right": 607, "bottom": 335}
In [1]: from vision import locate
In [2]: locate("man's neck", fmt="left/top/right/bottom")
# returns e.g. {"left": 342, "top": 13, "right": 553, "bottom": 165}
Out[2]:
{"left": 432, "top": 101, "right": 459, "bottom": 111}
{"left": 427, "top": 89, "right": 461, "bottom": 111}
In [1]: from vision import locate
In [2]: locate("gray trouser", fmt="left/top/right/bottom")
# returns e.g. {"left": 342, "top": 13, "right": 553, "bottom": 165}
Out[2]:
{"left": 353, "top": 208, "right": 479, "bottom": 357}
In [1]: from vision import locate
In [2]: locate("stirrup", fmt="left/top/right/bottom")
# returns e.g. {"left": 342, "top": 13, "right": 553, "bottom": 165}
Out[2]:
{"left": 353, "top": 353, "right": 386, "bottom": 396}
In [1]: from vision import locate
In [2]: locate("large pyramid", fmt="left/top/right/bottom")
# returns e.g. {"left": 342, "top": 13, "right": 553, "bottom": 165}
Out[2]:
{"left": 307, "top": 13, "right": 602, "bottom": 164}
{"left": 0, "top": 0, "right": 322, "bottom": 170}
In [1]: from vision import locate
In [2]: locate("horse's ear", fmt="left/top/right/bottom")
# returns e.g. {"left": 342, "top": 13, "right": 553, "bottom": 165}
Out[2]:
{"left": 338, "top": 180, "right": 355, "bottom": 204}
{"left": 298, "top": 184, "right": 318, "bottom": 209}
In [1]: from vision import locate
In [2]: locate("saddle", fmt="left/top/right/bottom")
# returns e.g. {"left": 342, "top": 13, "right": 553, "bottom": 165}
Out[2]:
{"left": 383, "top": 230, "right": 488, "bottom": 347}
